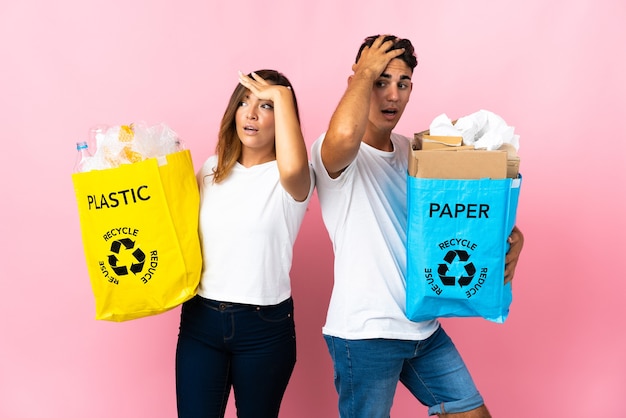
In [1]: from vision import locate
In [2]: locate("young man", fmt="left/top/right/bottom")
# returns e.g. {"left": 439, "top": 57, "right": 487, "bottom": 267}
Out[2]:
{"left": 311, "top": 35, "right": 524, "bottom": 417}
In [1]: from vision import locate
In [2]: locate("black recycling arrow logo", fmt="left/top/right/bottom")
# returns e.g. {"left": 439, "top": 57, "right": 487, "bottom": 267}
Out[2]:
{"left": 108, "top": 238, "right": 146, "bottom": 276}
{"left": 437, "top": 250, "right": 476, "bottom": 287}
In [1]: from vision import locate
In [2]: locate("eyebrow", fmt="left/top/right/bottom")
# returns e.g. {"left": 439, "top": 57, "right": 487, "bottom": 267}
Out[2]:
{"left": 380, "top": 73, "right": 412, "bottom": 81}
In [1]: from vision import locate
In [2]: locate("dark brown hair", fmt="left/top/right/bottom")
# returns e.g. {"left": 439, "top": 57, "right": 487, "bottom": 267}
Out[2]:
{"left": 356, "top": 35, "right": 418, "bottom": 71}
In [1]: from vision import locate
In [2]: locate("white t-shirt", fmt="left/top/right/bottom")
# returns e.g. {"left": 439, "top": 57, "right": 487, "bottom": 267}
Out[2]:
{"left": 196, "top": 156, "right": 314, "bottom": 306}
{"left": 311, "top": 132, "right": 439, "bottom": 340}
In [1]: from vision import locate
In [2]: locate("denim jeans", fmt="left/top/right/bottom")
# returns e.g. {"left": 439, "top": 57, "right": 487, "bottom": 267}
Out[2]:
{"left": 176, "top": 295, "right": 296, "bottom": 418}
{"left": 324, "top": 326, "right": 484, "bottom": 417}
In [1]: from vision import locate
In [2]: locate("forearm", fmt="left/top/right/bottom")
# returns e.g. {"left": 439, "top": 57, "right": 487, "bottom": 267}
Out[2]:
{"left": 274, "top": 89, "right": 311, "bottom": 201}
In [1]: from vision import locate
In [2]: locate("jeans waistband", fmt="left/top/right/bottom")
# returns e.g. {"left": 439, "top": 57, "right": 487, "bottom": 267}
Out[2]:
{"left": 196, "top": 295, "right": 292, "bottom": 312}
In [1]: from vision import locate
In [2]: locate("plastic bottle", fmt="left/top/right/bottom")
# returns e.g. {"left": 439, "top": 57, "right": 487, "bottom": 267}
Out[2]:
{"left": 74, "top": 141, "right": 93, "bottom": 173}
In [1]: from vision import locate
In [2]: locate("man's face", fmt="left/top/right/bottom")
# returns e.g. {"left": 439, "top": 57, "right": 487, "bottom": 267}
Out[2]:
{"left": 368, "top": 58, "right": 413, "bottom": 132}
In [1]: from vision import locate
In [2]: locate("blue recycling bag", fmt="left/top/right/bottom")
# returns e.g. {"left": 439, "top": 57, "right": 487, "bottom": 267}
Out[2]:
{"left": 406, "top": 175, "right": 521, "bottom": 323}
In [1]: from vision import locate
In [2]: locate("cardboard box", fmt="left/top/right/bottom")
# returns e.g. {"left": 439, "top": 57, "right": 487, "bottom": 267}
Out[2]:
{"left": 507, "top": 158, "right": 520, "bottom": 179}
{"left": 499, "top": 143, "right": 520, "bottom": 179}
{"left": 412, "top": 128, "right": 520, "bottom": 179}
{"left": 420, "top": 135, "right": 463, "bottom": 150}
{"left": 408, "top": 148, "right": 509, "bottom": 179}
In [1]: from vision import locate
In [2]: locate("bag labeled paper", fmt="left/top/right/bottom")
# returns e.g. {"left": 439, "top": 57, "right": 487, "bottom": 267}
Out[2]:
{"left": 406, "top": 175, "right": 521, "bottom": 323}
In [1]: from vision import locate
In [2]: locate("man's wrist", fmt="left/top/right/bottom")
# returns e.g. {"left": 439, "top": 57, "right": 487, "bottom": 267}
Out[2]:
{"left": 353, "top": 68, "right": 378, "bottom": 82}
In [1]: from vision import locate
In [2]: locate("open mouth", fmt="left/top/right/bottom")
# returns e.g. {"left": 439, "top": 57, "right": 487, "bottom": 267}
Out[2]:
{"left": 382, "top": 109, "right": 398, "bottom": 119}
{"left": 243, "top": 125, "right": 258, "bottom": 133}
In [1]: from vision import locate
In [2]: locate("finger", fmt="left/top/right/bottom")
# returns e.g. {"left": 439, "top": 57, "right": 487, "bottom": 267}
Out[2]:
{"left": 373, "top": 35, "right": 401, "bottom": 54}
{"left": 386, "top": 47, "right": 405, "bottom": 60}
{"left": 374, "top": 34, "right": 393, "bottom": 48}
{"left": 504, "top": 256, "right": 514, "bottom": 280}
{"left": 507, "top": 230, "right": 518, "bottom": 245}
{"left": 504, "top": 260, "right": 516, "bottom": 284}
{"left": 372, "top": 35, "right": 386, "bottom": 48}
{"left": 238, "top": 71, "right": 261, "bottom": 93}
{"left": 238, "top": 70, "right": 251, "bottom": 86}
{"left": 361, "top": 35, "right": 388, "bottom": 57}
{"left": 249, "top": 71, "right": 269, "bottom": 85}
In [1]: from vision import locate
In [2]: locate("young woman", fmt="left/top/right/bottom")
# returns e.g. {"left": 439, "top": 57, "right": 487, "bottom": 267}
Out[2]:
{"left": 176, "top": 70, "right": 314, "bottom": 418}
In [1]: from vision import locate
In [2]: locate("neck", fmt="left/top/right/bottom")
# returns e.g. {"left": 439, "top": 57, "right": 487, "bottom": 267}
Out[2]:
{"left": 238, "top": 148, "right": 276, "bottom": 167}
{"left": 363, "top": 126, "right": 394, "bottom": 152}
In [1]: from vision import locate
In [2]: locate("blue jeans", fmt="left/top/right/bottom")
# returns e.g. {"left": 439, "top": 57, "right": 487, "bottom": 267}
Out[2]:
{"left": 176, "top": 295, "right": 296, "bottom": 418}
{"left": 324, "top": 326, "right": 484, "bottom": 417}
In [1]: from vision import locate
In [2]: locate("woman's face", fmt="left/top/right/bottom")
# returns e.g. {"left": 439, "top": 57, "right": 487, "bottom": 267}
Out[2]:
{"left": 235, "top": 91, "right": 276, "bottom": 154}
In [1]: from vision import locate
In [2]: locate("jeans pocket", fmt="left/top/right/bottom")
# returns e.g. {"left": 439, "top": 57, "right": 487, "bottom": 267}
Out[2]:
{"left": 257, "top": 298, "right": 294, "bottom": 323}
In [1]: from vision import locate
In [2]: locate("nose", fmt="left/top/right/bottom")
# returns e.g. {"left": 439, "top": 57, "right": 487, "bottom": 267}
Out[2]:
{"left": 246, "top": 108, "right": 258, "bottom": 120}
{"left": 386, "top": 85, "right": 399, "bottom": 102}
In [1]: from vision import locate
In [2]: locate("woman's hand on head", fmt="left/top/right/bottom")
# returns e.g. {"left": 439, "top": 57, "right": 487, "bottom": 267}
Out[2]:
{"left": 238, "top": 71, "right": 291, "bottom": 103}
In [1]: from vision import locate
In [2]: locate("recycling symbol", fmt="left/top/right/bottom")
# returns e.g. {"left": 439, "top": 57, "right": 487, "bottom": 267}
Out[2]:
{"left": 437, "top": 250, "right": 476, "bottom": 287}
{"left": 107, "top": 238, "right": 146, "bottom": 276}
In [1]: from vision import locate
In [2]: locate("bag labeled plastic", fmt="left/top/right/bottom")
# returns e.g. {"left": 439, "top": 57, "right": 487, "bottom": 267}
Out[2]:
{"left": 406, "top": 175, "right": 521, "bottom": 323}
{"left": 72, "top": 150, "right": 202, "bottom": 321}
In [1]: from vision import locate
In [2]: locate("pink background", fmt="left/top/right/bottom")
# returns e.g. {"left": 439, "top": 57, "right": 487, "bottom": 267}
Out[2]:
{"left": 1, "top": 1, "right": 625, "bottom": 417}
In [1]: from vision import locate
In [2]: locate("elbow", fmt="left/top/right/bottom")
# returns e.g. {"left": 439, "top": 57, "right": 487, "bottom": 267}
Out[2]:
{"left": 281, "top": 167, "right": 312, "bottom": 202}
{"left": 328, "top": 124, "right": 360, "bottom": 146}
